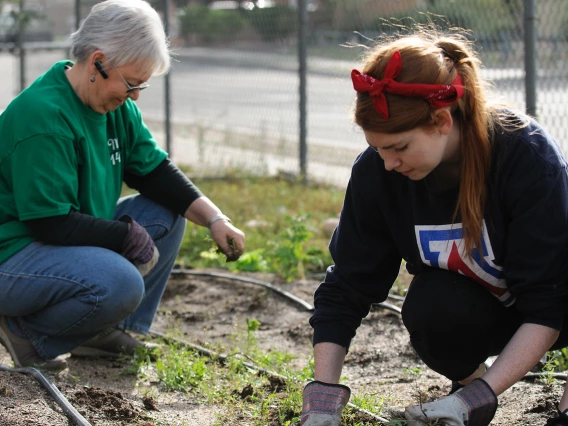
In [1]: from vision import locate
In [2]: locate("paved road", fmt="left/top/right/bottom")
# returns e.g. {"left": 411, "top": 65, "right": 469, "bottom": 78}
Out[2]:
{"left": 1, "top": 48, "right": 567, "bottom": 186}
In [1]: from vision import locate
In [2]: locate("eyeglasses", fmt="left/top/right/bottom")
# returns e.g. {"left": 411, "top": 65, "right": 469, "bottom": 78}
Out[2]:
{"left": 114, "top": 67, "right": 150, "bottom": 93}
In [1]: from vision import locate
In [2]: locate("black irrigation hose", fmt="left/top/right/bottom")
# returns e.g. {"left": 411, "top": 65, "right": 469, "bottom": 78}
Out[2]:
{"left": 0, "top": 364, "right": 92, "bottom": 426}
{"left": 171, "top": 269, "right": 315, "bottom": 311}
{"left": 148, "top": 330, "right": 391, "bottom": 424}
{"left": 374, "top": 301, "right": 402, "bottom": 314}
{"left": 387, "top": 294, "right": 406, "bottom": 302}
{"left": 171, "top": 269, "right": 404, "bottom": 315}
{"left": 523, "top": 372, "right": 567, "bottom": 380}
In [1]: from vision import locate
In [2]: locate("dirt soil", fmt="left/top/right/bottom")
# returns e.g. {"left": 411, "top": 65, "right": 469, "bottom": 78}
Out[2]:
{"left": 0, "top": 269, "right": 563, "bottom": 425}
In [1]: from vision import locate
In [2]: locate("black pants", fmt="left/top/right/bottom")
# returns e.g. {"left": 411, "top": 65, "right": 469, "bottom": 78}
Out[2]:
{"left": 401, "top": 268, "right": 568, "bottom": 381}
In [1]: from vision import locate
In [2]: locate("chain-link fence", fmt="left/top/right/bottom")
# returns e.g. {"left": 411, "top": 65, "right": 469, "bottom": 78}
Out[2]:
{"left": 3, "top": 0, "right": 568, "bottom": 187}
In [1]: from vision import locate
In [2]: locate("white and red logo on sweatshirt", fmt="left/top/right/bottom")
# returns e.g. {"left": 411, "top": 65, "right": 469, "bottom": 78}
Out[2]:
{"left": 415, "top": 221, "right": 515, "bottom": 306}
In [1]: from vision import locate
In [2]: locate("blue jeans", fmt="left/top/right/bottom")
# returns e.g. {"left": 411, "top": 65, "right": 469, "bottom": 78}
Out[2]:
{"left": 0, "top": 195, "right": 186, "bottom": 359}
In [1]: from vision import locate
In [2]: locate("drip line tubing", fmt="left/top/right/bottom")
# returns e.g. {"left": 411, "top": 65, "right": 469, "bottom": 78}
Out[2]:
{"left": 171, "top": 269, "right": 404, "bottom": 315}
{"left": 523, "top": 372, "right": 567, "bottom": 380}
{"left": 0, "top": 364, "right": 92, "bottom": 426}
{"left": 387, "top": 294, "right": 406, "bottom": 302}
{"left": 171, "top": 269, "right": 315, "bottom": 311}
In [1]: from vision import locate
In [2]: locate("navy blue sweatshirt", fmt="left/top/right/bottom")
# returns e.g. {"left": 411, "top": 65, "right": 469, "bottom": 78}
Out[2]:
{"left": 311, "top": 115, "right": 568, "bottom": 349}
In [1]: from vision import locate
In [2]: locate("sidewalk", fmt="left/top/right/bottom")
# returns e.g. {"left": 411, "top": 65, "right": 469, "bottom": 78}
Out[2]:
{"left": 172, "top": 46, "right": 356, "bottom": 77}
{"left": 172, "top": 46, "right": 536, "bottom": 81}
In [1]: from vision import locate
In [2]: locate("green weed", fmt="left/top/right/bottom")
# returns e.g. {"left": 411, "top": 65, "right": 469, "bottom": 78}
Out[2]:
{"left": 541, "top": 358, "right": 558, "bottom": 386}
{"left": 403, "top": 367, "right": 423, "bottom": 377}
{"left": 229, "top": 249, "right": 269, "bottom": 272}
{"left": 155, "top": 342, "right": 209, "bottom": 391}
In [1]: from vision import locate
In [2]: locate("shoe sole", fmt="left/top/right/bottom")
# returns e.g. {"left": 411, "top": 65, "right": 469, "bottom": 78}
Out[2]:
{"left": 70, "top": 347, "right": 122, "bottom": 358}
{"left": 0, "top": 322, "right": 24, "bottom": 367}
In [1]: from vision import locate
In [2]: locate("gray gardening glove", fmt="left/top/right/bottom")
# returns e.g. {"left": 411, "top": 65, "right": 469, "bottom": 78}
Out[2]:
{"left": 119, "top": 215, "right": 159, "bottom": 277}
{"left": 136, "top": 246, "right": 160, "bottom": 277}
{"left": 301, "top": 380, "right": 351, "bottom": 426}
{"left": 405, "top": 378, "right": 497, "bottom": 426}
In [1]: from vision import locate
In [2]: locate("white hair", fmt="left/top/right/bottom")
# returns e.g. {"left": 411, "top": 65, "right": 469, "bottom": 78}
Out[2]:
{"left": 70, "top": 0, "right": 171, "bottom": 76}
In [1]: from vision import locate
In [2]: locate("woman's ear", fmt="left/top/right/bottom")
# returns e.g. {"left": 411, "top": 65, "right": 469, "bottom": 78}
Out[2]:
{"left": 433, "top": 108, "right": 453, "bottom": 136}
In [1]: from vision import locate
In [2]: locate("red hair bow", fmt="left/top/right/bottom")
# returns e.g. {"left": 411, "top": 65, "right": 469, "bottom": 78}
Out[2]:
{"left": 351, "top": 51, "right": 464, "bottom": 119}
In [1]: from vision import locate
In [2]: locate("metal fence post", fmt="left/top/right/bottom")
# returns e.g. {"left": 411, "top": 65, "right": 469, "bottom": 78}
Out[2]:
{"left": 18, "top": 0, "right": 26, "bottom": 93}
{"left": 163, "top": 0, "right": 172, "bottom": 156}
{"left": 524, "top": 0, "right": 537, "bottom": 118}
{"left": 298, "top": 0, "right": 307, "bottom": 184}
{"left": 75, "top": 0, "right": 81, "bottom": 30}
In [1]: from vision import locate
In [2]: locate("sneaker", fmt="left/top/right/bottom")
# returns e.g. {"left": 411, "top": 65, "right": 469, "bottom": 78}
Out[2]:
{"left": 70, "top": 327, "right": 159, "bottom": 359}
{"left": 546, "top": 408, "right": 568, "bottom": 425}
{"left": 0, "top": 316, "right": 67, "bottom": 371}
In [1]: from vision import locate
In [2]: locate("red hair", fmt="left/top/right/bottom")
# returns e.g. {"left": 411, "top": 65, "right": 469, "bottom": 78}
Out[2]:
{"left": 354, "top": 31, "right": 497, "bottom": 257}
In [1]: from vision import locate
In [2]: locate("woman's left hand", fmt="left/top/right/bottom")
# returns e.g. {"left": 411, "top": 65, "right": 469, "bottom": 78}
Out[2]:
{"left": 209, "top": 220, "right": 245, "bottom": 261}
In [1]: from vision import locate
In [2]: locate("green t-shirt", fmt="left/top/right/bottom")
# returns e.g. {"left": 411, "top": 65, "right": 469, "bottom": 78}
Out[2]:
{"left": 0, "top": 60, "right": 167, "bottom": 264}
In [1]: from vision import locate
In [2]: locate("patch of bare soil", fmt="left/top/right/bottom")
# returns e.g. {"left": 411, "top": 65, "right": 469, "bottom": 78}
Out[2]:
{"left": 0, "top": 269, "right": 563, "bottom": 425}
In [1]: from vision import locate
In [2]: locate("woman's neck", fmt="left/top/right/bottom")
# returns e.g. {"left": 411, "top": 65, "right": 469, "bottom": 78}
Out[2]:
{"left": 65, "top": 63, "right": 93, "bottom": 108}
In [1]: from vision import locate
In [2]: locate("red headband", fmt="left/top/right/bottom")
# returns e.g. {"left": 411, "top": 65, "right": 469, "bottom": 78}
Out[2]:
{"left": 351, "top": 50, "right": 465, "bottom": 119}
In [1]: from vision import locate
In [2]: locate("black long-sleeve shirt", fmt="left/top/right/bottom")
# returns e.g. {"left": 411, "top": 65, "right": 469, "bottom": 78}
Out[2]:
{"left": 311, "top": 114, "right": 568, "bottom": 350}
{"left": 24, "top": 158, "right": 203, "bottom": 252}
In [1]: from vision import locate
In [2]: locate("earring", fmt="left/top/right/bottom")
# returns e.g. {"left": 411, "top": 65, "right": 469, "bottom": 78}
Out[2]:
{"left": 90, "top": 75, "right": 95, "bottom": 82}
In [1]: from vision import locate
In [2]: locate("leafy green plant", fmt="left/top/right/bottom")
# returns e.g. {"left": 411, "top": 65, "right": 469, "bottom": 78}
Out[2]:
{"left": 245, "top": 317, "right": 260, "bottom": 349}
{"left": 155, "top": 342, "right": 209, "bottom": 391}
{"left": 122, "top": 344, "right": 161, "bottom": 377}
{"left": 267, "top": 214, "right": 322, "bottom": 281}
{"left": 549, "top": 348, "right": 568, "bottom": 371}
{"left": 228, "top": 249, "right": 269, "bottom": 273}
{"left": 541, "top": 357, "right": 559, "bottom": 386}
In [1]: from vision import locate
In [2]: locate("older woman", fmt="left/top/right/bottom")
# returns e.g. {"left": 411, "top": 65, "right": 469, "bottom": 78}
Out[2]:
{"left": 0, "top": 0, "right": 244, "bottom": 371}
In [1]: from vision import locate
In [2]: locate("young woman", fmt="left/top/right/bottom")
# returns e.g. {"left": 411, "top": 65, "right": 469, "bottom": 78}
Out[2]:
{"left": 0, "top": 0, "right": 244, "bottom": 371}
{"left": 300, "top": 29, "right": 568, "bottom": 426}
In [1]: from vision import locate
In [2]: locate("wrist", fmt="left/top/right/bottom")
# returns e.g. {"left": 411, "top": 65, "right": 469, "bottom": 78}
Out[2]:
{"left": 309, "top": 380, "right": 350, "bottom": 389}
{"left": 456, "top": 378, "right": 497, "bottom": 425}
{"left": 304, "top": 380, "right": 351, "bottom": 399}
{"left": 303, "top": 380, "right": 351, "bottom": 415}
{"left": 207, "top": 214, "right": 231, "bottom": 229}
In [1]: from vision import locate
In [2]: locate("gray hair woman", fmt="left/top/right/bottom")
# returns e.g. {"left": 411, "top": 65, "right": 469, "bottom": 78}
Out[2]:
{"left": 0, "top": 0, "right": 244, "bottom": 371}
